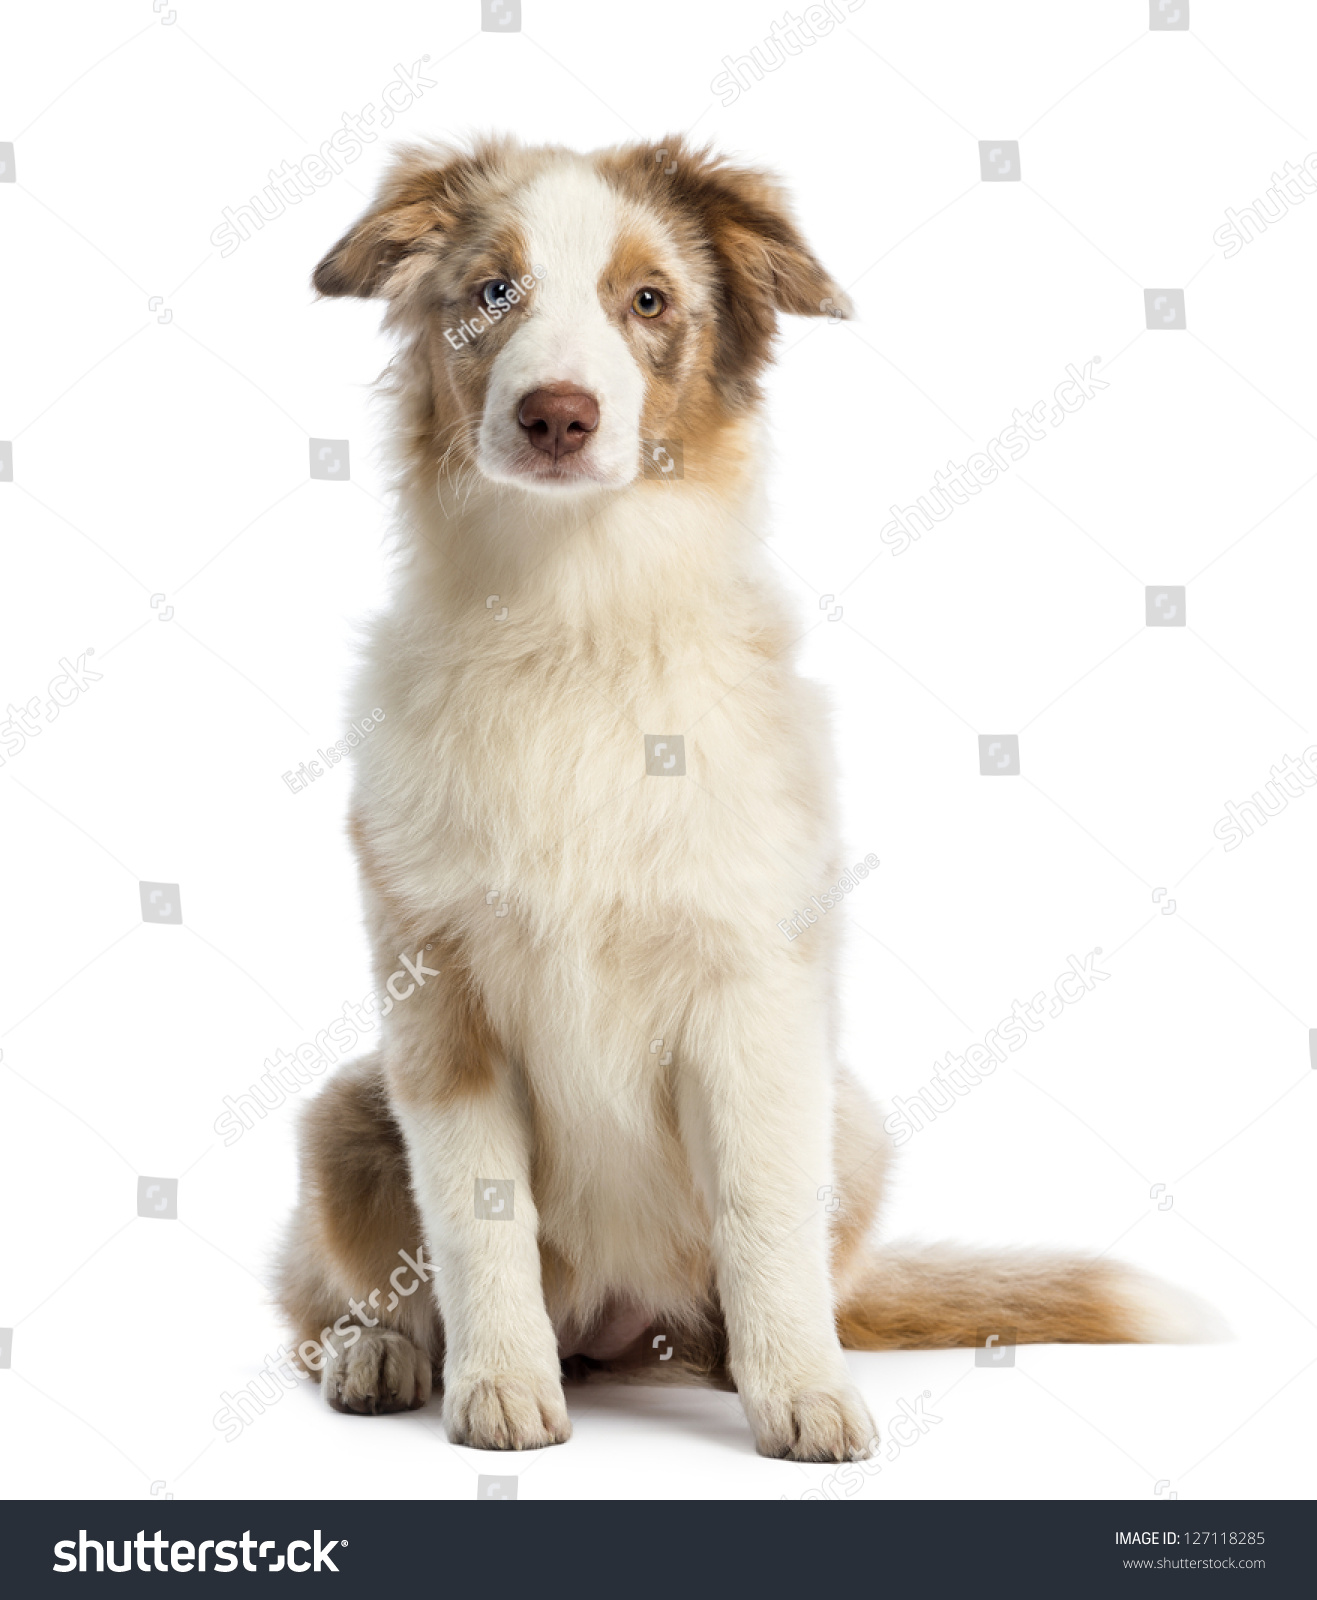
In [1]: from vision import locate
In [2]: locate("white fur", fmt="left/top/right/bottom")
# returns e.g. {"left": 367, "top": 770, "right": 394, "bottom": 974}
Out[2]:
{"left": 476, "top": 163, "right": 647, "bottom": 491}
{"left": 340, "top": 143, "right": 875, "bottom": 1457}
{"left": 1107, "top": 1270, "right": 1230, "bottom": 1345}
{"left": 300, "top": 140, "right": 1212, "bottom": 1461}
{"left": 357, "top": 455, "right": 871, "bottom": 1443}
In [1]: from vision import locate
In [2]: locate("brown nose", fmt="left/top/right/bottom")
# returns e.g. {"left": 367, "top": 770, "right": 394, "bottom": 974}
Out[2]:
{"left": 517, "top": 386, "right": 600, "bottom": 459}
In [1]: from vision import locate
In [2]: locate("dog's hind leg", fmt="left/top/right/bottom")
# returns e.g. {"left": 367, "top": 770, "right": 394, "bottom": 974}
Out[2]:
{"left": 276, "top": 1054, "right": 441, "bottom": 1413}
{"left": 318, "top": 1324, "right": 433, "bottom": 1416}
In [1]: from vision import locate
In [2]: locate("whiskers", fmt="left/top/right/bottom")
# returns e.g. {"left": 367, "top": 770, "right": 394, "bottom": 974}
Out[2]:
{"left": 430, "top": 409, "right": 481, "bottom": 513}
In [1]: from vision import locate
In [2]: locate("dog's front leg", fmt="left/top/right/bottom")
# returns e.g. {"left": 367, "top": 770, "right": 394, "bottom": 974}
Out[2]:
{"left": 385, "top": 957, "right": 569, "bottom": 1450}
{"left": 683, "top": 966, "right": 877, "bottom": 1462}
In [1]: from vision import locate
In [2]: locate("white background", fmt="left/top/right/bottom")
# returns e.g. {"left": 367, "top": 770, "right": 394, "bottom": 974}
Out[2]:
{"left": 1, "top": 0, "right": 1314, "bottom": 1502}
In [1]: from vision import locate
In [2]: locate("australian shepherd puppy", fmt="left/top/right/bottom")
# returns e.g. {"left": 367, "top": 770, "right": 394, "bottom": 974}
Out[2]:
{"left": 277, "top": 135, "right": 1207, "bottom": 1462}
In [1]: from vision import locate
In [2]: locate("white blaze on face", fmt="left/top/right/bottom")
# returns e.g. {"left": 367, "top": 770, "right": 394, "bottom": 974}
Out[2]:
{"left": 476, "top": 161, "right": 647, "bottom": 491}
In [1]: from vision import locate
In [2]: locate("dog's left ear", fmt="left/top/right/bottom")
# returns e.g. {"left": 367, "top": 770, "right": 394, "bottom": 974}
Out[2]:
{"left": 689, "top": 154, "right": 852, "bottom": 321}
{"left": 635, "top": 140, "right": 852, "bottom": 397}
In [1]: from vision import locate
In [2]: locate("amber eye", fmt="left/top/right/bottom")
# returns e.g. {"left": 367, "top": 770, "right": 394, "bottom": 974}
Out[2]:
{"left": 631, "top": 287, "right": 665, "bottom": 319}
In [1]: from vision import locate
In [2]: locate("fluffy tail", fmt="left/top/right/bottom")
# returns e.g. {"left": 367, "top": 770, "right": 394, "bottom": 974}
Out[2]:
{"left": 836, "top": 1244, "right": 1220, "bottom": 1350}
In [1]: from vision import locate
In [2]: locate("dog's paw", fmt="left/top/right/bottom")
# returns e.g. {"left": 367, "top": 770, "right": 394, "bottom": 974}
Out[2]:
{"left": 443, "top": 1369, "right": 572, "bottom": 1450}
{"left": 323, "top": 1328, "right": 432, "bottom": 1415}
{"left": 744, "top": 1382, "right": 877, "bottom": 1463}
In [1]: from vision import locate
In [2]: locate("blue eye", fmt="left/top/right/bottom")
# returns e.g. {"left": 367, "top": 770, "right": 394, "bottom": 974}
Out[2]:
{"left": 482, "top": 280, "right": 513, "bottom": 310}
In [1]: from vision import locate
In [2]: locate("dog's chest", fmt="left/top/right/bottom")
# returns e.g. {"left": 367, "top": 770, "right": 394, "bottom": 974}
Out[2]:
{"left": 384, "top": 621, "right": 835, "bottom": 917}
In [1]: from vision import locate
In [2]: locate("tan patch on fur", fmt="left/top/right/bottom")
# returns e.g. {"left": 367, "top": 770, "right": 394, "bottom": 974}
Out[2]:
{"left": 348, "top": 809, "right": 498, "bottom": 1106}
{"left": 312, "top": 139, "right": 531, "bottom": 300}
{"left": 277, "top": 1056, "right": 440, "bottom": 1372}
{"left": 599, "top": 221, "right": 691, "bottom": 436}
{"left": 430, "top": 214, "right": 536, "bottom": 470}
{"left": 593, "top": 143, "right": 846, "bottom": 497}
{"left": 303, "top": 1060, "right": 419, "bottom": 1290}
{"left": 314, "top": 140, "right": 547, "bottom": 487}
{"left": 597, "top": 136, "right": 851, "bottom": 408}
{"left": 823, "top": 1071, "right": 1169, "bottom": 1349}
{"left": 836, "top": 1251, "right": 1163, "bottom": 1350}
{"left": 404, "top": 927, "right": 501, "bottom": 1105}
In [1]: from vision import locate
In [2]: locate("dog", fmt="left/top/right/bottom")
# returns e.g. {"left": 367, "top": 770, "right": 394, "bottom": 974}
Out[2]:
{"left": 277, "top": 135, "right": 1207, "bottom": 1462}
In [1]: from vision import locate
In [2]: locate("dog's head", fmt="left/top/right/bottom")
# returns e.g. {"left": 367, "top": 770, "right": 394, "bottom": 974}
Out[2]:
{"left": 313, "top": 136, "right": 850, "bottom": 494}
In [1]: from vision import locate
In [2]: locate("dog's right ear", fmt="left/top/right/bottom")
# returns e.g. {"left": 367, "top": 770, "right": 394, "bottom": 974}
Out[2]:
{"left": 312, "top": 144, "right": 480, "bottom": 299}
